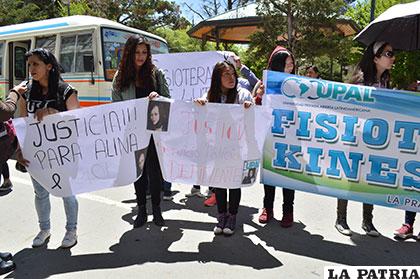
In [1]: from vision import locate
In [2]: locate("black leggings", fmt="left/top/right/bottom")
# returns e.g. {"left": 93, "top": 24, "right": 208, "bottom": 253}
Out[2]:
{"left": 215, "top": 188, "right": 241, "bottom": 215}
{"left": 193, "top": 185, "right": 215, "bottom": 193}
{"left": 1, "top": 162, "right": 9, "bottom": 179}
{"left": 263, "top": 184, "right": 295, "bottom": 214}
{"left": 134, "top": 137, "right": 163, "bottom": 207}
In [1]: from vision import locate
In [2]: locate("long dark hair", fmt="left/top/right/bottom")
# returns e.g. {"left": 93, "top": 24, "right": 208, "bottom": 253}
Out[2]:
{"left": 115, "top": 34, "right": 156, "bottom": 92}
{"left": 207, "top": 61, "right": 238, "bottom": 104}
{"left": 268, "top": 47, "right": 295, "bottom": 74}
{"left": 351, "top": 42, "right": 391, "bottom": 87}
{"left": 25, "top": 48, "right": 64, "bottom": 107}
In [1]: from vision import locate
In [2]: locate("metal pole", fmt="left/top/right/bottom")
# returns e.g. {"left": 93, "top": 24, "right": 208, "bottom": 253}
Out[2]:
{"left": 67, "top": 0, "right": 71, "bottom": 16}
{"left": 370, "top": 0, "right": 376, "bottom": 22}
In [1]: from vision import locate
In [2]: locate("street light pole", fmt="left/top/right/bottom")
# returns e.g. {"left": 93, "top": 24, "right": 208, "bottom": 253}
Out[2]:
{"left": 67, "top": 0, "right": 71, "bottom": 16}
{"left": 370, "top": 0, "right": 376, "bottom": 22}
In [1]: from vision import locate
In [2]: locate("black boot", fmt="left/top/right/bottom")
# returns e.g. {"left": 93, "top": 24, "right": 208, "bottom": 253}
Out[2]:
{"left": 0, "top": 259, "right": 16, "bottom": 275}
{"left": 133, "top": 205, "right": 147, "bottom": 228}
{"left": 152, "top": 205, "right": 165, "bottom": 226}
{"left": 0, "top": 252, "right": 12, "bottom": 261}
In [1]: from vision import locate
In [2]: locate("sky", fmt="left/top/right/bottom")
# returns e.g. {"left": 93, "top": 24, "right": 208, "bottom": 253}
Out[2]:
{"left": 174, "top": 0, "right": 198, "bottom": 23}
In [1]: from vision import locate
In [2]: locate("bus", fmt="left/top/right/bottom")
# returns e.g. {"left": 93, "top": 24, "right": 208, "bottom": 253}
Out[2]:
{"left": 0, "top": 15, "right": 169, "bottom": 106}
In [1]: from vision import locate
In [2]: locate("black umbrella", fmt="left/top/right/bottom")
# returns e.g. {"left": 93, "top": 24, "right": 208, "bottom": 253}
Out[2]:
{"left": 354, "top": 1, "right": 420, "bottom": 50}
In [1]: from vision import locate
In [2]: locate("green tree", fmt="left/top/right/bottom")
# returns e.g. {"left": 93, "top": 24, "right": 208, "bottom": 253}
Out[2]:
{"left": 0, "top": 0, "right": 188, "bottom": 33}
{"left": 0, "top": 0, "right": 61, "bottom": 26}
{"left": 346, "top": 0, "right": 414, "bottom": 29}
{"left": 155, "top": 26, "right": 217, "bottom": 52}
{"left": 184, "top": 0, "right": 252, "bottom": 21}
{"left": 244, "top": 0, "right": 353, "bottom": 80}
{"left": 83, "top": 0, "right": 189, "bottom": 31}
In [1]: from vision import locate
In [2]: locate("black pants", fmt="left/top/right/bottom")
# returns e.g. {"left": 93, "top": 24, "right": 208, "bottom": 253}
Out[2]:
{"left": 263, "top": 184, "right": 295, "bottom": 214}
{"left": 337, "top": 199, "right": 373, "bottom": 222}
{"left": 134, "top": 137, "right": 163, "bottom": 207}
{"left": 193, "top": 185, "right": 215, "bottom": 193}
{"left": 1, "top": 162, "right": 9, "bottom": 179}
{"left": 405, "top": 211, "right": 416, "bottom": 225}
{"left": 215, "top": 188, "right": 241, "bottom": 215}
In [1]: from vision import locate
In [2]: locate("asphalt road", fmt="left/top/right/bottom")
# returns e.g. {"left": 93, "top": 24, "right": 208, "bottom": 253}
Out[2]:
{"left": 0, "top": 160, "right": 418, "bottom": 279}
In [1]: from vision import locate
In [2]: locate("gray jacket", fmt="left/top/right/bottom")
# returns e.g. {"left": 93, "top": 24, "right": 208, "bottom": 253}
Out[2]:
{"left": 111, "top": 68, "right": 170, "bottom": 102}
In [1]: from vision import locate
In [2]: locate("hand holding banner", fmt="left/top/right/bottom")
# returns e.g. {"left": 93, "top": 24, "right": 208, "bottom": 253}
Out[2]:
{"left": 13, "top": 99, "right": 272, "bottom": 196}
{"left": 262, "top": 70, "right": 420, "bottom": 212}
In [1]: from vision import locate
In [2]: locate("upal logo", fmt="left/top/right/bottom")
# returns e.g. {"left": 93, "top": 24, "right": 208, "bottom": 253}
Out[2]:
{"left": 280, "top": 77, "right": 376, "bottom": 102}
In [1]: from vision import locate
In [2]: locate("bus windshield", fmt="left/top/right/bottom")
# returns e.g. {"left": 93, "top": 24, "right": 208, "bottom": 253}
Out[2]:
{"left": 102, "top": 27, "right": 169, "bottom": 81}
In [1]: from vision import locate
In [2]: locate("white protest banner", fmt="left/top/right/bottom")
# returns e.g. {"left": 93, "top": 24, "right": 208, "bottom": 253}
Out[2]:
{"left": 13, "top": 99, "right": 272, "bottom": 196}
{"left": 13, "top": 99, "right": 151, "bottom": 197}
{"left": 154, "top": 51, "right": 231, "bottom": 101}
{"left": 154, "top": 101, "right": 272, "bottom": 188}
{"left": 262, "top": 70, "right": 420, "bottom": 212}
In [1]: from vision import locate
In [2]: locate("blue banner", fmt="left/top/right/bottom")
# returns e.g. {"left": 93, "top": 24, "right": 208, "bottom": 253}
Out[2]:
{"left": 262, "top": 70, "right": 420, "bottom": 212}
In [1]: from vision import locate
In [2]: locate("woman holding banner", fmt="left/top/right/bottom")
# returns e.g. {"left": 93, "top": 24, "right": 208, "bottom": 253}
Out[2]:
{"left": 335, "top": 41, "right": 396, "bottom": 237}
{"left": 112, "top": 35, "right": 170, "bottom": 228}
{"left": 194, "top": 60, "right": 253, "bottom": 236}
{"left": 15, "top": 48, "right": 80, "bottom": 248}
{"left": 255, "top": 46, "right": 297, "bottom": 228}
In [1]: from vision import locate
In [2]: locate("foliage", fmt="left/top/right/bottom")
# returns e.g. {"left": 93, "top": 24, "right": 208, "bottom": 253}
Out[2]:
{"left": 155, "top": 27, "right": 217, "bottom": 52}
{"left": 392, "top": 51, "right": 420, "bottom": 89}
{"left": 66, "top": 0, "right": 189, "bottom": 31}
{"left": 0, "top": 0, "right": 189, "bottom": 32}
{"left": 155, "top": 26, "right": 247, "bottom": 55}
{"left": 346, "top": 0, "right": 414, "bottom": 29}
{"left": 0, "top": 0, "right": 61, "bottom": 26}
{"left": 243, "top": 0, "right": 353, "bottom": 80}
{"left": 185, "top": 0, "right": 253, "bottom": 21}
{"left": 60, "top": 0, "right": 92, "bottom": 16}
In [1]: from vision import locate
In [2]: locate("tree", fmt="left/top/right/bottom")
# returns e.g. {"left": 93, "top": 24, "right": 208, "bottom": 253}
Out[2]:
{"left": 83, "top": 0, "right": 188, "bottom": 31}
{"left": 0, "top": 0, "right": 188, "bottom": 32}
{"left": 184, "top": 0, "right": 252, "bottom": 21}
{"left": 154, "top": 26, "right": 217, "bottom": 53}
{"left": 0, "top": 0, "right": 62, "bottom": 26}
{"left": 244, "top": 0, "right": 352, "bottom": 80}
{"left": 346, "top": 0, "right": 414, "bottom": 29}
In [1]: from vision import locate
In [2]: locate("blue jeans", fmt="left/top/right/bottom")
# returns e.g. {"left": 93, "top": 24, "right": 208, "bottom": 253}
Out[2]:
{"left": 31, "top": 177, "right": 78, "bottom": 231}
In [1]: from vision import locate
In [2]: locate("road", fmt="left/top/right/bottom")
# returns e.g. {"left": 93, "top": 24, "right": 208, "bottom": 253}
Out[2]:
{"left": 0, "top": 160, "right": 418, "bottom": 279}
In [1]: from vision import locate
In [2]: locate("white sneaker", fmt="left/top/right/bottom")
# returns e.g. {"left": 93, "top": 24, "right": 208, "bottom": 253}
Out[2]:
{"left": 32, "top": 230, "right": 51, "bottom": 247}
{"left": 61, "top": 230, "right": 77, "bottom": 248}
{"left": 185, "top": 187, "right": 205, "bottom": 198}
{"left": 213, "top": 226, "right": 223, "bottom": 235}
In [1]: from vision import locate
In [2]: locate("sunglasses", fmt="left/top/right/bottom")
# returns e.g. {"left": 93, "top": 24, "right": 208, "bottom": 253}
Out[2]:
{"left": 381, "top": 50, "right": 395, "bottom": 58}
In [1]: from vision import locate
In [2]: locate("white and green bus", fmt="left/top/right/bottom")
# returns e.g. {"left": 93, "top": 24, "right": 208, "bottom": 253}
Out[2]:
{"left": 0, "top": 15, "right": 169, "bottom": 106}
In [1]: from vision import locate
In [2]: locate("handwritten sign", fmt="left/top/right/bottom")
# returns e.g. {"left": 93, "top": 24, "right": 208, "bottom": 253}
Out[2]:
{"left": 13, "top": 99, "right": 272, "bottom": 196}
{"left": 154, "top": 51, "right": 231, "bottom": 101}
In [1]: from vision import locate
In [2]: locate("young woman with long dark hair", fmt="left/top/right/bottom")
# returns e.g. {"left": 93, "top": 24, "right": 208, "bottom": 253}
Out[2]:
{"left": 335, "top": 41, "right": 396, "bottom": 237}
{"left": 255, "top": 46, "right": 297, "bottom": 228}
{"left": 195, "top": 60, "right": 253, "bottom": 236}
{"left": 16, "top": 48, "right": 80, "bottom": 248}
{"left": 112, "top": 35, "right": 170, "bottom": 228}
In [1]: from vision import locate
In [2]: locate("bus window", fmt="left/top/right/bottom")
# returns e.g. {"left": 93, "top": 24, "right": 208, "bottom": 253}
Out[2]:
{"left": 75, "top": 34, "right": 93, "bottom": 72}
{"left": 14, "top": 46, "right": 26, "bottom": 79}
{"left": 0, "top": 42, "right": 4, "bottom": 76}
{"left": 101, "top": 27, "right": 169, "bottom": 81}
{"left": 60, "top": 33, "right": 93, "bottom": 73}
{"left": 35, "top": 35, "right": 56, "bottom": 53}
